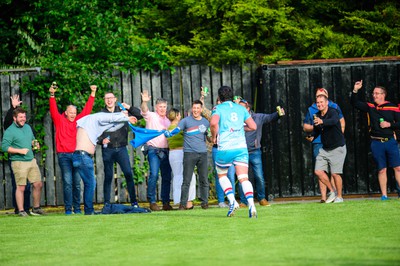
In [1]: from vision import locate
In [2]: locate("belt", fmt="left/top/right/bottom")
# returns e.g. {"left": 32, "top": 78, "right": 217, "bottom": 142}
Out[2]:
{"left": 103, "top": 145, "right": 125, "bottom": 149}
{"left": 74, "top": 150, "right": 94, "bottom": 157}
{"left": 371, "top": 136, "right": 391, "bottom": 143}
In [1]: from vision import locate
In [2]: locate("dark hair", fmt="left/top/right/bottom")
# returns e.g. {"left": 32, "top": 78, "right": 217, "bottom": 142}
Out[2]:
{"left": 239, "top": 99, "right": 253, "bottom": 110}
{"left": 13, "top": 107, "right": 26, "bottom": 117}
{"left": 218, "top": 86, "right": 233, "bottom": 102}
{"left": 192, "top": 99, "right": 203, "bottom": 107}
{"left": 375, "top": 86, "right": 387, "bottom": 97}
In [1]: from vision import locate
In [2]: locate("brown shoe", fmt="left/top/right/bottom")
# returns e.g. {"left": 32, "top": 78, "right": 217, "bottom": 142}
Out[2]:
{"left": 150, "top": 203, "right": 160, "bottom": 211}
{"left": 259, "top": 198, "right": 271, "bottom": 206}
{"left": 162, "top": 203, "right": 173, "bottom": 211}
{"left": 201, "top": 203, "right": 209, "bottom": 209}
{"left": 178, "top": 204, "right": 186, "bottom": 210}
{"left": 239, "top": 203, "right": 247, "bottom": 208}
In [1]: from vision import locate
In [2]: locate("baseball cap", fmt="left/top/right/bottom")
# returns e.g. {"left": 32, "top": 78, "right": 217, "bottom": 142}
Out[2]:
{"left": 315, "top": 88, "right": 328, "bottom": 98}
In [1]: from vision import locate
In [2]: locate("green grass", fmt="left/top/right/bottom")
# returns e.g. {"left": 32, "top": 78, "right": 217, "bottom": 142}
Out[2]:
{"left": 1, "top": 199, "right": 399, "bottom": 266}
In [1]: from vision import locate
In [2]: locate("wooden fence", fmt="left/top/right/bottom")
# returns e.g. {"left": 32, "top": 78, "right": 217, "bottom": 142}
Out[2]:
{"left": 258, "top": 57, "right": 400, "bottom": 198}
{"left": 0, "top": 64, "right": 259, "bottom": 209}
{"left": 1, "top": 58, "right": 400, "bottom": 209}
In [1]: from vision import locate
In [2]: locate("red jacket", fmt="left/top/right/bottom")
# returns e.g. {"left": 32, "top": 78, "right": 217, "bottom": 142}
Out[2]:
{"left": 49, "top": 96, "right": 95, "bottom": 153}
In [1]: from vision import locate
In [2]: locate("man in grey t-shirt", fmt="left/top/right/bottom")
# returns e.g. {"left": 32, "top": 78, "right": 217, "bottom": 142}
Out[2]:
{"left": 165, "top": 100, "right": 210, "bottom": 209}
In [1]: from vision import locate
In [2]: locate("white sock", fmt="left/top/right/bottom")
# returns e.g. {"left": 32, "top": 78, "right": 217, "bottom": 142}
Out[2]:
{"left": 241, "top": 180, "right": 255, "bottom": 207}
{"left": 218, "top": 176, "right": 235, "bottom": 204}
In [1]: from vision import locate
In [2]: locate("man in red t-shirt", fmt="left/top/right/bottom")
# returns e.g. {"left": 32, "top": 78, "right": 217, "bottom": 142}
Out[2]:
{"left": 49, "top": 84, "right": 97, "bottom": 214}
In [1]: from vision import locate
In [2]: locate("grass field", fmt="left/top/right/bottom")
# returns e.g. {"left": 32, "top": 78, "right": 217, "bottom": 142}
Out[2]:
{"left": 0, "top": 199, "right": 399, "bottom": 266}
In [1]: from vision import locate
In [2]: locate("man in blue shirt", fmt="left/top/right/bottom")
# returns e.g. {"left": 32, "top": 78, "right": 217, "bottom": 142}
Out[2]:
{"left": 210, "top": 86, "right": 258, "bottom": 218}
{"left": 238, "top": 99, "right": 284, "bottom": 207}
{"left": 166, "top": 100, "right": 210, "bottom": 209}
{"left": 303, "top": 88, "right": 345, "bottom": 203}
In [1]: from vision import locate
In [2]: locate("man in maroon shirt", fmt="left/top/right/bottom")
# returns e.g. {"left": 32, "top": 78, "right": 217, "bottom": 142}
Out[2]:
{"left": 49, "top": 84, "right": 97, "bottom": 214}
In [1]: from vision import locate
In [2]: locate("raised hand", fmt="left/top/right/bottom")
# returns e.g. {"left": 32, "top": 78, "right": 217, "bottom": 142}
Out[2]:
{"left": 353, "top": 80, "right": 363, "bottom": 92}
{"left": 90, "top": 85, "right": 97, "bottom": 93}
{"left": 141, "top": 90, "right": 151, "bottom": 102}
{"left": 10, "top": 94, "right": 22, "bottom": 108}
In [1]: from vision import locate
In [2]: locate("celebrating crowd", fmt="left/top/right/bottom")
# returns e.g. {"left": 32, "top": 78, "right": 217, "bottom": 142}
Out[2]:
{"left": 2, "top": 81, "right": 399, "bottom": 218}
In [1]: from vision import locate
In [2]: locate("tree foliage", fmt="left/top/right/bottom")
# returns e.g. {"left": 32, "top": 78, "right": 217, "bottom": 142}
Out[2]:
{"left": 0, "top": 0, "right": 398, "bottom": 107}
{"left": 2, "top": 0, "right": 399, "bottom": 71}
{"left": 135, "top": 0, "right": 400, "bottom": 68}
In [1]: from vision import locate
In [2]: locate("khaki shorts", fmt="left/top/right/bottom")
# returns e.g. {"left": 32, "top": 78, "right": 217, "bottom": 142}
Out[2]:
{"left": 11, "top": 159, "right": 42, "bottom": 185}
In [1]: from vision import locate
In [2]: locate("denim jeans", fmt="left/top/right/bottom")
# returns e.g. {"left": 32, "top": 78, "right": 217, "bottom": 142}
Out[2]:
{"left": 181, "top": 152, "right": 209, "bottom": 205}
{"left": 239, "top": 149, "right": 266, "bottom": 204}
{"left": 212, "top": 146, "right": 236, "bottom": 203}
{"left": 58, "top": 153, "right": 81, "bottom": 212}
{"left": 102, "top": 146, "right": 137, "bottom": 204}
{"left": 72, "top": 152, "right": 96, "bottom": 214}
{"left": 9, "top": 159, "right": 31, "bottom": 212}
{"left": 147, "top": 146, "right": 172, "bottom": 204}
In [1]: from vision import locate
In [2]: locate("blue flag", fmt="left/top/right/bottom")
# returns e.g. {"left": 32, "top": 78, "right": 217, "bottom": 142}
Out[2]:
{"left": 116, "top": 102, "right": 166, "bottom": 148}
{"left": 128, "top": 124, "right": 165, "bottom": 148}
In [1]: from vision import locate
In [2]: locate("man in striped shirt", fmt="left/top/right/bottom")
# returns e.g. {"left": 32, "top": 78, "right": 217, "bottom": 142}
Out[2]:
{"left": 351, "top": 80, "right": 400, "bottom": 200}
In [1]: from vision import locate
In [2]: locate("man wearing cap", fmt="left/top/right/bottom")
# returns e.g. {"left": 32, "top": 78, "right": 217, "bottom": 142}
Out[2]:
{"left": 238, "top": 99, "right": 285, "bottom": 207}
{"left": 303, "top": 88, "right": 345, "bottom": 203}
{"left": 351, "top": 80, "right": 400, "bottom": 200}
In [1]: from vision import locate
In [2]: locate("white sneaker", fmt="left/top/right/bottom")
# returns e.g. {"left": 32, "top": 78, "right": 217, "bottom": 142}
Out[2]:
{"left": 334, "top": 197, "right": 344, "bottom": 203}
{"left": 218, "top": 202, "right": 228, "bottom": 208}
{"left": 326, "top": 191, "right": 337, "bottom": 203}
{"left": 227, "top": 201, "right": 239, "bottom": 217}
{"left": 249, "top": 205, "right": 257, "bottom": 218}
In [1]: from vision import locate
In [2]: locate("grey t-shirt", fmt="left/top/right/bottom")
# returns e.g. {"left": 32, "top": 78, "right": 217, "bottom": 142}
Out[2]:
{"left": 178, "top": 116, "right": 210, "bottom": 153}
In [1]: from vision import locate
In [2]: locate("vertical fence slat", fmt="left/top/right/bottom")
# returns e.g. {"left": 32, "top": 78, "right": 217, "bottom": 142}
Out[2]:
{"left": 181, "top": 66, "right": 192, "bottom": 114}
{"left": 43, "top": 114, "right": 56, "bottom": 206}
{"left": 1, "top": 74, "right": 11, "bottom": 209}
{"left": 222, "top": 65, "right": 232, "bottom": 89}
{"left": 287, "top": 68, "right": 303, "bottom": 196}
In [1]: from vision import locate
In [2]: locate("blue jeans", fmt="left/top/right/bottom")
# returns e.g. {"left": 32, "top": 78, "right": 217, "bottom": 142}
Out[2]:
{"left": 9, "top": 159, "right": 31, "bottom": 212}
{"left": 239, "top": 149, "right": 266, "bottom": 204}
{"left": 313, "top": 143, "right": 323, "bottom": 162}
{"left": 58, "top": 153, "right": 81, "bottom": 212}
{"left": 147, "top": 147, "right": 172, "bottom": 204}
{"left": 72, "top": 152, "right": 96, "bottom": 215}
{"left": 102, "top": 147, "right": 137, "bottom": 204}
{"left": 212, "top": 146, "right": 236, "bottom": 203}
{"left": 181, "top": 152, "right": 209, "bottom": 205}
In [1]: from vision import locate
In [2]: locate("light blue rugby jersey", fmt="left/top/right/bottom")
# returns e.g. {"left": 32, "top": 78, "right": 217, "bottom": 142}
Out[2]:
{"left": 212, "top": 101, "right": 250, "bottom": 151}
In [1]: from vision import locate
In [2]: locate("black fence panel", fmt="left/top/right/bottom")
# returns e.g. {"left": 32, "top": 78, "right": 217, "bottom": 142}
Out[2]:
{"left": 258, "top": 59, "right": 400, "bottom": 199}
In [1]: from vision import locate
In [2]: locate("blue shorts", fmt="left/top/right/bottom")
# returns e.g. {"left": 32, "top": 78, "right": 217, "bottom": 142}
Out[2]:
{"left": 370, "top": 138, "right": 400, "bottom": 171}
{"left": 215, "top": 148, "right": 249, "bottom": 169}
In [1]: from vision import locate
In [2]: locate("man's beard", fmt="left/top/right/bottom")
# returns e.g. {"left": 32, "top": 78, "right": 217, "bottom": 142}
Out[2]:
{"left": 16, "top": 121, "right": 25, "bottom": 127}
